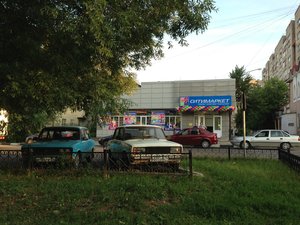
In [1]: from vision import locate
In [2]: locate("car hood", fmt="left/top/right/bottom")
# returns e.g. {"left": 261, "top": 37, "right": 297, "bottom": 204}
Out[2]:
{"left": 124, "top": 139, "right": 183, "bottom": 148}
{"left": 22, "top": 140, "right": 81, "bottom": 149}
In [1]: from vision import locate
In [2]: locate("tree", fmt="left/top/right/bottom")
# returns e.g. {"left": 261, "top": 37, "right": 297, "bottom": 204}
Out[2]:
{"left": 229, "top": 65, "right": 254, "bottom": 108}
{"left": 229, "top": 65, "right": 254, "bottom": 134}
{"left": 246, "top": 77, "right": 288, "bottom": 130}
{"left": 0, "top": 1, "right": 217, "bottom": 141}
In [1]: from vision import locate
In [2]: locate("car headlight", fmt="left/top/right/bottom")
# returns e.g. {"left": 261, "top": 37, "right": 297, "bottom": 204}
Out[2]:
{"left": 170, "top": 147, "right": 181, "bottom": 153}
{"left": 132, "top": 147, "right": 146, "bottom": 154}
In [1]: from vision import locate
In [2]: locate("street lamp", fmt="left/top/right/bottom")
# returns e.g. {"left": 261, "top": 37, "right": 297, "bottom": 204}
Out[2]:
{"left": 242, "top": 68, "right": 262, "bottom": 156}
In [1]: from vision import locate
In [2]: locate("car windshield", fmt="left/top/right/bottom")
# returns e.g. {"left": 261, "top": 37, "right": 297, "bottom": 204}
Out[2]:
{"left": 39, "top": 128, "right": 80, "bottom": 141}
{"left": 123, "top": 127, "right": 166, "bottom": 140}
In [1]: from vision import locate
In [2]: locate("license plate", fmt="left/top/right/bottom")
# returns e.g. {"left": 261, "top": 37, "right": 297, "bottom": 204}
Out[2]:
{"left": 35, "top": 157, "right": 56, "bottom": 162}
{"left": 150, "top": 154, "right": 169, "bottom": 162}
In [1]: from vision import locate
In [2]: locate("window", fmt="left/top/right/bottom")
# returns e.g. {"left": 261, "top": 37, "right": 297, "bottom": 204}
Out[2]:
{"left": 256, "top": 131, "right": 269, "bottom": 137}
{"left": 165, "top": 116, "right": 181, "bottom": 129}
{"left": 271, "top": 131, "right": 282, "bottom": 137}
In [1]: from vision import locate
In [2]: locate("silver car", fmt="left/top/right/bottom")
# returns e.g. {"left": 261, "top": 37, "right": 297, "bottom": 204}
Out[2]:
{"left": 230, "top": 129, "right": 300, "bottom": 151}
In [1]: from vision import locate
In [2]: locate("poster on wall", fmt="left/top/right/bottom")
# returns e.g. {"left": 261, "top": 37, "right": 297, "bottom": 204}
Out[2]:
{"left": 151, "top": 111, "right": 165, "bottom": 125}
{"left": 123, "top": 112, "right": 136, "bottom": 125}
{"left": 108, "top": 119, "right": 117, "bottom": 130}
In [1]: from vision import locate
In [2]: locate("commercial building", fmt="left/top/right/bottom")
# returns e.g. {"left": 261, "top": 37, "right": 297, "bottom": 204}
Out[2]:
{"left": 96, "top": 79, "right": 236, "bottom": 144}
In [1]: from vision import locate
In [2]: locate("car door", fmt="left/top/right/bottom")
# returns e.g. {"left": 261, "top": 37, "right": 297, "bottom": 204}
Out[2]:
{"left": 173, "top": 129, "right": 192, "bottom": 145}
{"left": 250, "top": 130, "right": 270, "bottom": 148}
{"left": 269, "top": 130, "right": 286, "bottom": 148}
{"left": 108, "top": 128, "right": 127, "bottom": 154}
{"left": 80, "top": 128, "right": 94, "bottom": 153}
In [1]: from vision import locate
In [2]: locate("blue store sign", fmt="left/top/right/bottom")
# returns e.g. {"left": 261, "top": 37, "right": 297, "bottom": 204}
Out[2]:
{"left": 180, "top": 96, "right": 232, "bottom": 107}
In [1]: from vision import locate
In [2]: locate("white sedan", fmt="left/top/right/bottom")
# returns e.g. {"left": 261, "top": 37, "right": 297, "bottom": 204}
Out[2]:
{"left": 230, "top": 130, "right": 300, "bottom": 151}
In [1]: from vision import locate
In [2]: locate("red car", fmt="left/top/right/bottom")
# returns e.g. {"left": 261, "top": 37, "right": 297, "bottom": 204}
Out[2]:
{"left": 170, "top": 127, "right": 218, "bottom": 148}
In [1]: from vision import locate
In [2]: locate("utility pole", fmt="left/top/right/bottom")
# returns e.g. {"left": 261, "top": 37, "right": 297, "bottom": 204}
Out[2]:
{"left": 242, "top": 92, "right": 246, "bottom": 157}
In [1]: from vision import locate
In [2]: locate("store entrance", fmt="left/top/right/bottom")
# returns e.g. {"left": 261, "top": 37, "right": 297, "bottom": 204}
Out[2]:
{"left": 136, "top": 116, "right": 148, "bottom": 125}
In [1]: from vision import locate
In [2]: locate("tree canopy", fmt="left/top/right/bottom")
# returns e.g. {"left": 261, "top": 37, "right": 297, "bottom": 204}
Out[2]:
{"left": 246, "top": 77, "right": 289, "bottom": 130}
{"left": 229, "top": 65, "right": 253, "bottom": 108}
{"left": 0, "top": 0, "right": 217, "bottom": 140}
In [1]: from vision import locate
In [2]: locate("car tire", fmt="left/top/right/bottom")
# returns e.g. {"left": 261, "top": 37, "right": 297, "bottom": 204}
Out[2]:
{"left": 201, "top": 140, "right": 211, "bottom": 148}
{"left": 86, "top": 149, "right": 94, "bottom": 163}
{"left": 116, "top": 152, "right": 130, "bottom": 170}
{"left": 280, "top": 142, "right": 291, "bottom": 151}
{"left": 74, "top": 152, "right": 83, "bottom": 168}
{"left": 239, "top": 141, "right": 251, "bottom": 149}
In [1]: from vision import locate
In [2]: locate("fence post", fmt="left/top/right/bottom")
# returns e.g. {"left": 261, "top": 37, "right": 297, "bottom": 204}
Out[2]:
{"left": 228, "top": 146, "right": 231, "bottom": 160}
{"left": 189, "top": 149, "right": 193, "bottom": 178}
{"left": 103, "top": 150, "right": 109, "bottom": 178}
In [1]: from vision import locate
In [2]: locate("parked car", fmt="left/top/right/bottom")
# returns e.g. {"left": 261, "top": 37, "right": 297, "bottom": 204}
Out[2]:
{"left": 107, "top": 125, "right": 183, "bottom": 168}
{"left": 230, "top": 129, "right": 300, "bottom": 150}
{"left": 169, "top": 127, "right": 218, "bottom": 148}
{"left": 98, "top": 135, "right": 113, "bottom": 147}
{"left": 21, "top": 126, "right": 95, "bottom": 167}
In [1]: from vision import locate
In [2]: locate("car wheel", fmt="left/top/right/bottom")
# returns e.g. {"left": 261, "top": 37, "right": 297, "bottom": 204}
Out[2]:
{"left": 74, "top": 152, "right": 82, "bottom": 168}
{"left": 280, "top": 142, "right": 291, "bottom": 151}
{"left": 86, "top": 149, "right": 94, "bottom": 163}
{"left": 116, "top": 152, "right": 130, "bottom": 170}
{"left": 240, "top": 141, "right": 251, "bottom": 149}
{"left": 201, "top": 140, "right": 210, "bottom": 148}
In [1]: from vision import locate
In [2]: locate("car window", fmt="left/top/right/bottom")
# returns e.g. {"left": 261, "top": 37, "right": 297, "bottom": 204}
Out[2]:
{"left": 39, "top": 128, "right": 80, "bottom": 140}
{"left": 181, "top": 129, "right": 189, "bottom": 136}
{"left": 271, "top": 131, "right": 283, "bottom": 137}
{"left": 282, "top": 131, "right": 290, "bottom": 137}
{"left": 80, "top": 129, "right": 90, "bottom": 140}
{"left": 256, "top": 131, "right": 269, "bottom": 138}
{"left": 122, "top": 127, "right": 166, "bottom": 139}
{"left": 114, "top": 128, "right": 124, "bottom": 140}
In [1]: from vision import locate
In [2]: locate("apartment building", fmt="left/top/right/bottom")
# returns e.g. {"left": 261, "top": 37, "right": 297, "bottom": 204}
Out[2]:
{"left": 262, "top": 5, "right": 300, "bottom": 135}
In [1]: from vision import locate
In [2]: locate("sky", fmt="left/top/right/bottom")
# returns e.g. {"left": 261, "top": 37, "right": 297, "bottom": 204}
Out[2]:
{"left": 135, "top": 0, "right": 300, "bottom": 83}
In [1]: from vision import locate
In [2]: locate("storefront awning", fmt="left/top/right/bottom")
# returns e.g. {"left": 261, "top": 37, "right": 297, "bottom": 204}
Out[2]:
{"left": 177, "top": 105, "right": 235, "bottom": 112}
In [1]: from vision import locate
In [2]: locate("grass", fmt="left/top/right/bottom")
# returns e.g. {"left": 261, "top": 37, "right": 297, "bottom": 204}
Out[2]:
{"left": 1, "top": 158, "right": 300, "bottom": 225}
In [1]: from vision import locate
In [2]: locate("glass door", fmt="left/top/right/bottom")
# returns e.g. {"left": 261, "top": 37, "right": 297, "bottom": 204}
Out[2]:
{"left": 195, "top": 115, "right": 205, "bottom": 128}
{"left": 136, "top": 116, "right": 148, "bottom": 125}
{"left": 213, "top": 116, "right": 222, "bottom": 138}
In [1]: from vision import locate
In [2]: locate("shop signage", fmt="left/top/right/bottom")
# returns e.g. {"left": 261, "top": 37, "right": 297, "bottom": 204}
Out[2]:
{"left": 180, "top": 96, "right": 232, "bottom": 107}
{"left": 151, "top": 111, "right": 165, "bottom": 125}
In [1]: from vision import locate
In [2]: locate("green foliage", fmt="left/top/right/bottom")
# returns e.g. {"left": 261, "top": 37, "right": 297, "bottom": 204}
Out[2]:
{"left": 1, "top": 159, "right": 300, "bottom": 224}
{"left": 229, "top": 65, "right": 253, "bottom": 107}
{"left": 230, "top": 65, "right": 288, "bottom": 131}
{"left": 246, "top": 78, "right": 288, "bottom": 130}
{"left": 0, "top": 0, "right": 217, "bottom": 141}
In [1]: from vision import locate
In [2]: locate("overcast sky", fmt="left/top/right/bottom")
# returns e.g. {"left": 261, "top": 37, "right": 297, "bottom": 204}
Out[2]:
{"left": 135, "top": 0, "right": 300, "bottom": 83}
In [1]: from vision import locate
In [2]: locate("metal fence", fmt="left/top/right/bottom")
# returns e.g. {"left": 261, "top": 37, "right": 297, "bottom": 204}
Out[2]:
{"left": 278, "top": 149, "right": 300, "bottom": 173}
{"left": 1, "top": 147, "right": 300, "bottom": 175}
{"left": 0, "top": 150, "right": 192, "bottom": 176}
{"left": 185, "top": 146, "right": 279, "bottom": 160}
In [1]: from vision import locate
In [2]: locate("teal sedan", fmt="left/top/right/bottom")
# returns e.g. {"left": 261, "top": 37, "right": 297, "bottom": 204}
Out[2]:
{"left": 21, "top": 126, "right": 95, "bottom": 167}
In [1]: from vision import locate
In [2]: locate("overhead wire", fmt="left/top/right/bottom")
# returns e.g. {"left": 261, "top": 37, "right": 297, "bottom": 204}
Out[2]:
{"left": 245, "top": 3, "right": 299, "bottom": 69}
{"left": 157, "top": 4, "right": 299, "bottom": 63}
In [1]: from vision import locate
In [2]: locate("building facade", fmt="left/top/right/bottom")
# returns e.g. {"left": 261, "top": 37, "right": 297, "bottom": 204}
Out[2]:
{"left": 262, "top": 5, "right": 300, "bottom": 135}
{"left": 96, "top": 79, "right": 236, "bottom": 144}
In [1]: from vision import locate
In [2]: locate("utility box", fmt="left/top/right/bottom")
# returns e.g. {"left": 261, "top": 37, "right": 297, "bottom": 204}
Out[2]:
{"left": 281, "top": 113, "right": 297, "bottom": 135}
